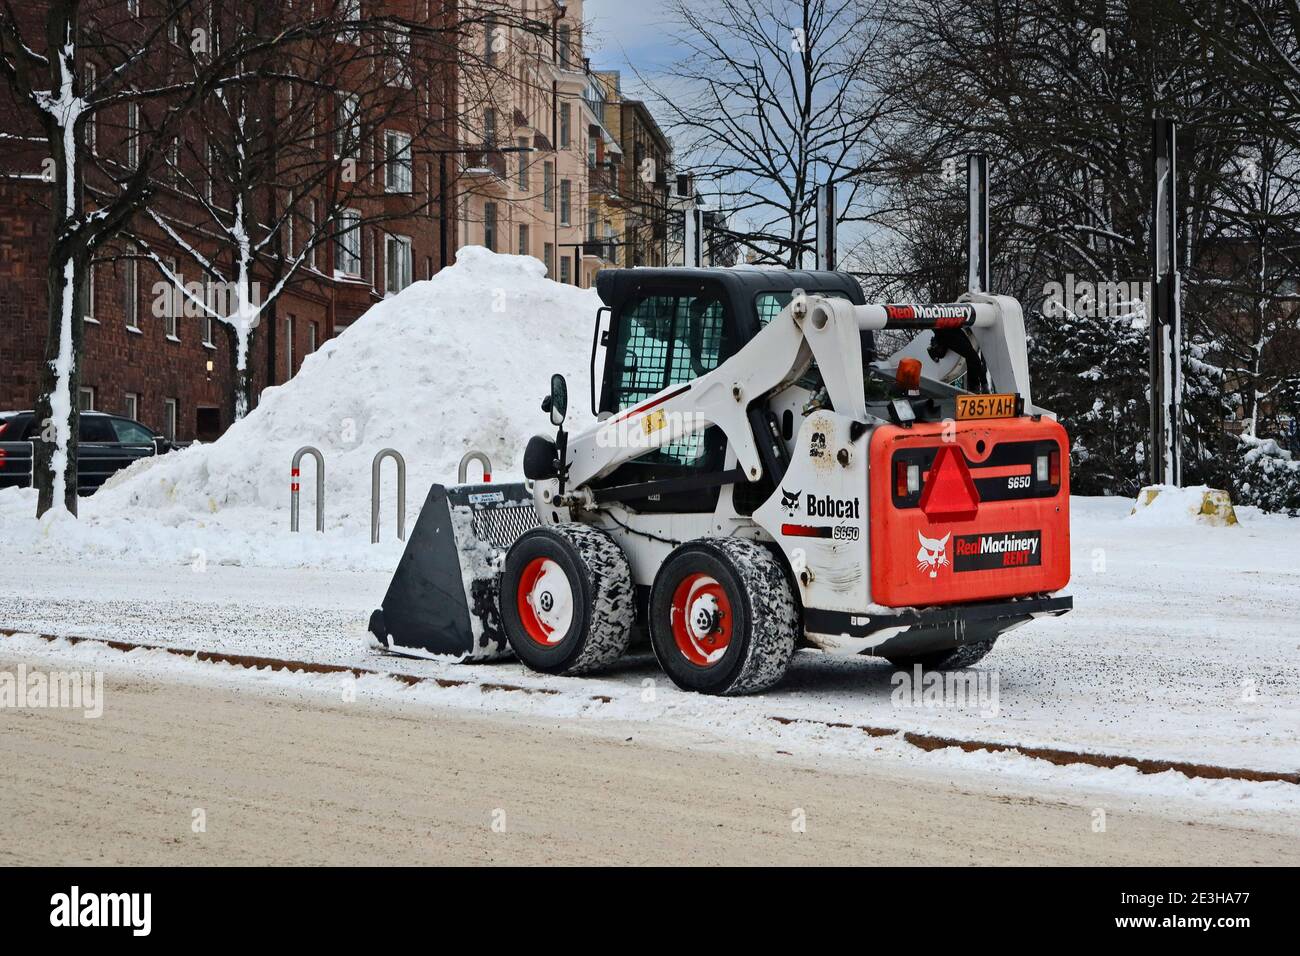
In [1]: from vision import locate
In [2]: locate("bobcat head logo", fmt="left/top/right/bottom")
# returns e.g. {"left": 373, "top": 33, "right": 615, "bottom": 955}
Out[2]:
{"left": 916, "top": 531, "right": 951, "bottom": 578}
{"left": 780, "top": 487, "right": 801, "bottom": 515}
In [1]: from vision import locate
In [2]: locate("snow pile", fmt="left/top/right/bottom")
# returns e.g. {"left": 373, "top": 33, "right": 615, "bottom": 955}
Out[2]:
{"left": 1128, "top": 484, "right": 1238, "bottom": 527}
{"left": 0, "top": 248, "right": 600, "bottom": 569}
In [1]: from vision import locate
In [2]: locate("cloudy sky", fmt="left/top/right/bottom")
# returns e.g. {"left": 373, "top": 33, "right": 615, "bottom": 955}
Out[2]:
{"left": 581, "top": 1, "right": 676, "bottom": 93}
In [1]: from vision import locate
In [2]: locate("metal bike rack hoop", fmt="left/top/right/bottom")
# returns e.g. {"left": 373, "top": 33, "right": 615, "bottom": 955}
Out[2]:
{"left": 291, "top": 446, "right": 325, "bottom": 533}
{"left": 371, "top": 448, "right": 407, "bottom": 543}
{"left": 458, "top": 450, "right": 493, "bottom": 484}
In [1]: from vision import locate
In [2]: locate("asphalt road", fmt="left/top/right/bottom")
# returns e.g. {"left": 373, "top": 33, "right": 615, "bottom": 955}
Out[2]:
{"left": 1, "top": 654, "right": 1295, "bottom": 866}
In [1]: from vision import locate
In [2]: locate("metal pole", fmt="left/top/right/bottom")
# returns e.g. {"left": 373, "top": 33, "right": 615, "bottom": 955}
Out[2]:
{"left": 967, "top": 154, "right": 989, "bottom": 293}
{"left": 1150, "top": 119, "right": 1181, "bottom": 486}
{"left": 371, "top": 448, "right": 407, "bottom": 543}
{"left": 816, "top": 181, "right": 838, "bottom": 271}
{"left": 290, "top": 446, "right": 324, "bottom": 533}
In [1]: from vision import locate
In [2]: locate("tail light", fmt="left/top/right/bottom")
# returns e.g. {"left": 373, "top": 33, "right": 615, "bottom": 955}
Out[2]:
{"left": 0, "top": 422, "right": 8, "bottom": 437}
{"left": 895, "top": 460, "right": 920, "bottom": 497}
{"left": 1049, "top": 449, "right": 1061, "bottom": 486}
{"left": 1036, "top": 453, "right": 1049, "bottom": 482}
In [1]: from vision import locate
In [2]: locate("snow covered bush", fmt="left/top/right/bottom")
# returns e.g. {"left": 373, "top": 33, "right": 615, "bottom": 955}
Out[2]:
{"left": 1231, "top": 435, "right": 1300, "bottom": 515}
{"left": 1027, "top": 307, "right": 1228, "bottom": 496}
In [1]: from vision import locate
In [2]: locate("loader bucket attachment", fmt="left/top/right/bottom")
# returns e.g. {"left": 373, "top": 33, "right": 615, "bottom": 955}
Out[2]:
{"left": 368, "top": 481, "right": 540, "bottom": 661}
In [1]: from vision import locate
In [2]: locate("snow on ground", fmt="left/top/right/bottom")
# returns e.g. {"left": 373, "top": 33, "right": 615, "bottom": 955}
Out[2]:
{"left": 0, "top": 246, "right": 1296, "bottom": 806}
{"left": 0, "top": 247, "right": 600, "bottom": 570}
{"left": 1, "top": 495, "right": 1297, "bottom": 809}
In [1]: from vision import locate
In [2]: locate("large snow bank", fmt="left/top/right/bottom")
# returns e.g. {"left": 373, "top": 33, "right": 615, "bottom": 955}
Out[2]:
{"left": 0, "top": 248, "right": 600, "bottom": 569}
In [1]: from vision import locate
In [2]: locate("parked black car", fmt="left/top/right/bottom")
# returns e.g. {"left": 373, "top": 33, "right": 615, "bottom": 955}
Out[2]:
{"left": 0, "top": 410, "right": 172, "bottom": 494}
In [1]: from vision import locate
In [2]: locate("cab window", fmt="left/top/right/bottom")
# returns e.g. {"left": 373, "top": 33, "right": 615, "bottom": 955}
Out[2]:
{"left": 598, "top": 289, "right": 734, "bottom": 511}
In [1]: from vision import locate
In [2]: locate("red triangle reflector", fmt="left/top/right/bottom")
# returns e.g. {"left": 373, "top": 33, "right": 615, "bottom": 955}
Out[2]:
{"left": 919, "top": 445, "right": 980, "bottom": 521}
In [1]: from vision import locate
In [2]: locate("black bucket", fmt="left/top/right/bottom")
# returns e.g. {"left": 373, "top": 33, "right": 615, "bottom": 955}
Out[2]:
{"left": 368, "top": 481, "right": 540, "bottom": 661}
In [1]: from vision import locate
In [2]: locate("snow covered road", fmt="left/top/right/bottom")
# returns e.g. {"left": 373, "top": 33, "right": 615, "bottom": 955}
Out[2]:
{"left": 2, "top": 497, "right": 1298, "bottom": 810}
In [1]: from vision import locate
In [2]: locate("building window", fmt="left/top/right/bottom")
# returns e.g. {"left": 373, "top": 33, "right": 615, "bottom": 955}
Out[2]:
{"left": 162, "top": 258, "right": 179, "bottom": 339}
{"left": 124, "top": 256, "right": 139, "bottom": 330}
{"left": 82, "top": 265, "right": 95, "bottom": 322}
{"left": 164, "top": 398, "right": 178, "bottom": 442}
{"left": 557, "top": 24, "right": 572, "bottom": 68}
{"left": 560, "top": 179, "right": 571, "bottom": 226}
{"left": 125, "top": 102, "right": 139, "bottom": 169}
{"left": 308, "top": 322, "right": 318, "bottom": 354}
{"left": 543, "top": 161, "right": 554, "bottom": 211}
{"left": 543, "top": 242, "right": 554, "bottom": 276}
{"left": 588, "top": 134, "right": 597, "bottom": 169}
{"left": 124, "top": 392, "right": 139, "bottom": 421}
{"left": 206, "top": 143, "right": 219, "bottom": 204}
{"left": 307, "top": 200, "right": 318, "bottom": 270}
{"left": 484, "top": 17, "right": 499, "bottom": 67}
{"left": 285, "top": 315, "right": 296, "bottom": 379}
{"left": 385, "top": 235, "right": 412, "bottom": 293}
{"left": 484, "top": 203, "right": 498, "bottom": 252}
{"left": 388, "top": 24, "right": 411, "bottom": 86}
{"left": 560, "top": 102, "right": 571, "bottom": 149}
{"left": 203, "top": 309, "right": 214, "bottom": 347}
{"left": 484, "top": 108, "right": 496, "bottom": 147}
{"left": 517, "top": 137, "right": 530, "bottom": 189}
{"left": 385, "top": 130, "right": 412, "bottom": 193}
{"left": 336, "top": 93, "right": 360, "bottom": 158}
{"left": 78, "top": 387, "right": 95, "bottom": 411}
{"left": 84, "top": 64, "right": 96, "bottom": 153}
{"left": 518, "top": 224, "right": 529, "bottom": 257}
{"left": 560, "top": 255, "right": 571, "bottom": 284}
{"left": 341, "top": 0, "right": 360, "bottom": 43}
{"left": 335, "top": 209, "right": 361, "bottom": 275}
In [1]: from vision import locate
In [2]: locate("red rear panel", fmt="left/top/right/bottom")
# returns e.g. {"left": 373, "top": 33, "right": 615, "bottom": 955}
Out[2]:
{"left": 869, "top": 418, "right": 1070, "bottom": 607}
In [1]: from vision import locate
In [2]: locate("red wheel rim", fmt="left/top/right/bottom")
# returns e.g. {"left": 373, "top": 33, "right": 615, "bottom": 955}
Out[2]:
{"left": 516, "top": 557, "right": 573, "bottom": 647}
{"left": 669, "top": 572, "right": 733, "bottom": 667}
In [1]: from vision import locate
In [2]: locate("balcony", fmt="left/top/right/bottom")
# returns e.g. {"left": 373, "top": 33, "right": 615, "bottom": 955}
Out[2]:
{"left": 462, "top": 149, "right": 507, "bottom": 180}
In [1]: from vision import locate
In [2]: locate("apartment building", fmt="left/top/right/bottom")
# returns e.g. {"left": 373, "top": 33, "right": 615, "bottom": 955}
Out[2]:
{"left": 587, "top": 70, "right": 672, "bottom": 270}
{"left": 458, "top": 0, "right": 610, "bottom": 286}
{"left": 0, "top": 1, "right": 458, "bottom": 441}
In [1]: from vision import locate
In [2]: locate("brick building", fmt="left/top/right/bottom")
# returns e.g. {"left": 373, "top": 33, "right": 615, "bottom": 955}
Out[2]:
{"left": 2, "top": 1, "right": 682, "bottom": 445}
{"left": 0, "top": 0, "right": 460, "bottom": 442}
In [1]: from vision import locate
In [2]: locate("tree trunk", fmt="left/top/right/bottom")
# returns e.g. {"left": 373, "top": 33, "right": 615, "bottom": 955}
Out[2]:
{"left": 34, "top": 246, "right": 86, "bottom": 517}
{"left": 33, "top": 8, "right": 87, "bottom": 518}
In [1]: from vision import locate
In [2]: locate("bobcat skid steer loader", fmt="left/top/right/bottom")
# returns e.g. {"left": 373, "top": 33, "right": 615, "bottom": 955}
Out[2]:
{"left": 368, "top": 268, "right": 1072, "bottom": 695}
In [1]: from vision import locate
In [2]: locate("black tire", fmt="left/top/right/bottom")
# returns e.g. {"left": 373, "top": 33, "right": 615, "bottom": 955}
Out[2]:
{"left": 885, "top": 638, "right": 997, "bottom": 671}
{"left": 648, "top": 537, "right": 798, "bottom": 696}
{"left": 500, "top": 524, "right": 634, "bottom": 675}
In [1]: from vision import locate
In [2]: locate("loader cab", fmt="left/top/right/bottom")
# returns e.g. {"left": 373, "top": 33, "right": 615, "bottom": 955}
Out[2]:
{"left": 590, "top": 268, "right": 867, "bottom": 513}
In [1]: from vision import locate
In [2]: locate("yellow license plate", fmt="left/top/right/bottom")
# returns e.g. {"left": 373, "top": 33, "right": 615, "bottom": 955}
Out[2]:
{"left": 955, "top": 393, "right": 1019, "bottom": 421}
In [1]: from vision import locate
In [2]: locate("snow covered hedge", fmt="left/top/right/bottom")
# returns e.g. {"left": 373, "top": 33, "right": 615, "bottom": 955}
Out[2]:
{"left": 1231, "top": 436, "right": 1300, "bottom": 516}
{"left": 1026, "top": 308, "right": 1227, "bottom": 497}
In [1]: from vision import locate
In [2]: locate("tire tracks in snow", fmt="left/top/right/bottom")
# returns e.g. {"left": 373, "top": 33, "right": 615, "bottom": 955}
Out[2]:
{"left": 3, "top": 626, "right": 1293, "bottom": 786}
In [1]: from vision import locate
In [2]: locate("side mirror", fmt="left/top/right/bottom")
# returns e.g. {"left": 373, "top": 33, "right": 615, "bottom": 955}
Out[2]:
{"left": 549, "top": 373, "right": 568, "bottom": 427}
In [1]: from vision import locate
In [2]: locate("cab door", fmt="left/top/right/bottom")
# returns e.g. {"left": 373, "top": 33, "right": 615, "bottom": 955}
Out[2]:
{"left": 595, "top": 285, "right": 737, "bottom": 513}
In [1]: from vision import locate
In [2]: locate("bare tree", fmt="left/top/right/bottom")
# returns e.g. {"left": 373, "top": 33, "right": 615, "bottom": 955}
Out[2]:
{"left": 645, "top": 0, "right": 895, "bottom": 266}
{"left": 0, "top": 0, "right": 347, "bottom": 515}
